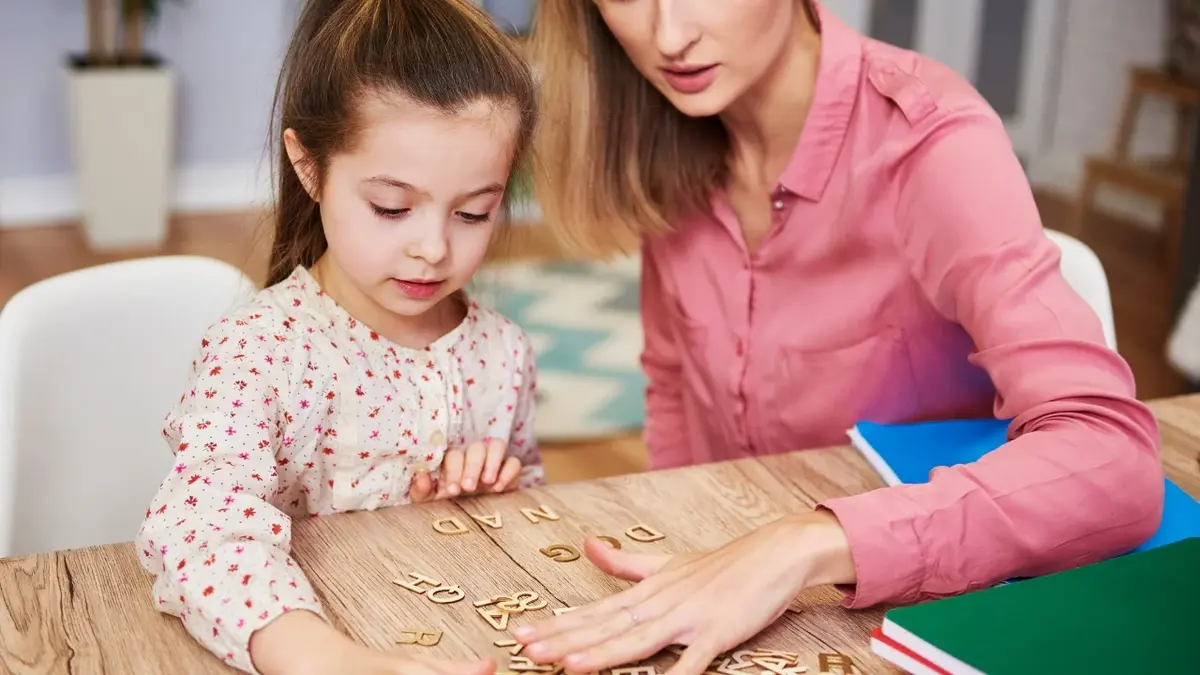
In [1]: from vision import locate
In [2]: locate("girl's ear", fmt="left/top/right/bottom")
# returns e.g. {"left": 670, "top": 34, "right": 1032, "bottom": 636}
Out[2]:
{"left": 283, "top": 128, "right": 320, "bottom": 201}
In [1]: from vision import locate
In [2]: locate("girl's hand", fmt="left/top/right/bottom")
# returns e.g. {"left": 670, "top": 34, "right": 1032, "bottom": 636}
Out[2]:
{"left": 410, "top": 439, "right": 522, "bottom": 502}
{"left": 510, "top": 511, "right": 857, "bottom": 675}
{"left": 250, "top": 610, "right": 496, "bottom": 675}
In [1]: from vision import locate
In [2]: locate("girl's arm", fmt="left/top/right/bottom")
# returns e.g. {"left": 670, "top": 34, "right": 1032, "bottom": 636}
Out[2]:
{"left": 135, "top": 314, "right": 325, "bottom": 673}
{"left": 508, "top": 330, "right": 545, "bottom": 488}
{"left": 819, "top": 109, "right": 1164, "bottom": 609}
{"left": 639, "top": 242, "right": 691, "bottom": 468}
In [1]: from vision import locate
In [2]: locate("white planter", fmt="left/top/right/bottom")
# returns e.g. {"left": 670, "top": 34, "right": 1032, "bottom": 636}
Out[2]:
{"left": 67, "top": 66, "right": 175, "bottom": 249}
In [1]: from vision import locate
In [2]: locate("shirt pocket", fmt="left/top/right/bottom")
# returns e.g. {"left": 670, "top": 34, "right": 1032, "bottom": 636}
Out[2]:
{"left": 775, "top": 328, "right": 919, "bottom": 448}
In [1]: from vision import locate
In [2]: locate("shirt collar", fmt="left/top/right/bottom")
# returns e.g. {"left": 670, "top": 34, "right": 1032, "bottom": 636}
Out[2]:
{"left": 776, "top": 1, "right": 863, "bottom": 201}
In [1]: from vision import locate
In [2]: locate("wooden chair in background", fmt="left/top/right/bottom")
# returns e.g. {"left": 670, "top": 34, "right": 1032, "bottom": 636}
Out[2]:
{"left": 1075, "top": 66, "right": 1199, "bottom": 279}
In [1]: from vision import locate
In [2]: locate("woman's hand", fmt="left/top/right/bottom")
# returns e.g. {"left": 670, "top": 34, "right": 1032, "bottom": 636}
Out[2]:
{"left": 410, "top": 439, "right": 522, "bottom": 502}
{"left": 250, "top": 609, "right": 496, "bottom": 675}
{"left": 511, "top": 511, "right": 856, "bottom": 675}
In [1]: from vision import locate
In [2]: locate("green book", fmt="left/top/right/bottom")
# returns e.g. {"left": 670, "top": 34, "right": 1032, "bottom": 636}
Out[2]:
{"left": 878, "top": 537, "right": 1200, "bottom": 674}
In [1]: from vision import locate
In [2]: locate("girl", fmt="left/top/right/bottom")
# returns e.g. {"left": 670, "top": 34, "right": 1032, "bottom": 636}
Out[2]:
{"left": 136, "top": 1, "right": 540, "bottom": 673}
{"left": 514, "top": 1, "right": 1164, "bottom": 674}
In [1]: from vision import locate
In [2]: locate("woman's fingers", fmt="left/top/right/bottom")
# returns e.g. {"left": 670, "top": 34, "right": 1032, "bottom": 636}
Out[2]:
{"left": 583, "top": 537, "right": 670, "bottom": 581}
{"left": 663, "top": 641, "right": 725, "bottom": 675}
{"left": 559, "top": 606, "right": 682, "bottom": 675}
{"left": 460, "top": 442, "right": 488, "bottom": 492}
{"left": 492, "top": 456, "right": 522, "bottom": 492}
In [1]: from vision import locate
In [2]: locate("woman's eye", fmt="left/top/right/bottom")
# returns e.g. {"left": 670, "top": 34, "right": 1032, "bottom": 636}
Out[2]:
{"left": 371, "top": 204, "right": 409, "bottom": 219}
{"left": 457, "top": 211, "right": 492, "bottom": 223}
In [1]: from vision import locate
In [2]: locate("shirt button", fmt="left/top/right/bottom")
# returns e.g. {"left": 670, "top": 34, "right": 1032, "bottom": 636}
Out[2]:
{"left": 772, "top": 200, "right": 784, "bottom": 211}
{"left": 429, "top": 430, "right": 445, "bottom": 447}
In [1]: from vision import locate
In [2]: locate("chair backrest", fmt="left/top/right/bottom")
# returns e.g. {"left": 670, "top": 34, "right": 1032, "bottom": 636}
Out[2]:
{"left": 1044, "top": 229, "right": 1118, "bottom": 350}
{"left": 0, "top": 255, "right": 256, "bottom": 558}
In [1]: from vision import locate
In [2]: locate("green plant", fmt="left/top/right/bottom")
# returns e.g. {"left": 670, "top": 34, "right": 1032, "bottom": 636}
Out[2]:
{"left": 83, "top": 0, "right": 180, "bottom": 66}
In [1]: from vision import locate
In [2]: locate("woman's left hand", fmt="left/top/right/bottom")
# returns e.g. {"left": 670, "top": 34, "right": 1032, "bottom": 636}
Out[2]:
{"left": 511, "top": 511, "right": 857, "bottom": 675}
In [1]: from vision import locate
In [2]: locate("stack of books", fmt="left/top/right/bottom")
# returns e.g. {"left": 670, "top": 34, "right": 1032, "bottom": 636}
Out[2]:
{"left": 847, "top": 417, "right": 1200, "bottom": 674}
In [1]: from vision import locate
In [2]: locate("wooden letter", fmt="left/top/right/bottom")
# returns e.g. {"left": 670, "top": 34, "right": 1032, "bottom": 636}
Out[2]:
{"left": 625, "top": 524, "right": 665, "bottom": 543}
{"left": 426, "top": 584, "right": 466, "bottom": 604}
{"left": 495, "top": 591, "right": 547, "bottom": 613}
{"left": 494, "top": 639, "right": 525, "bottom": 656}
{"left": 817, "top": 653, "right": 853, "bottom": 674}
{"left": 520, "top": 504, "right": 560, "bottom": 524}
{"left": 397, "top": 628, "right": 442, "bottom": 646}
{"left": 392, "top": 571, "right": 441, "bottom": 594}
{"left": 595, "top": 535, "right": 622, "bottom": 549}
{"left": 433, "top": 517, "right": 470, "bottom": 535}
{"left": 539, "top": 544, "right": 580, "bottom": 562}
{"left": 510, "top": 657, "right": 557, "bottom": 672}
{"left": 472, "top": 511, "right": 504, "bottom": 529}
{"left": 552, "top": 606, "right": 577, "bottom": 616}
{"left": 477, "top": 606, "right": 511, "bottom": 631}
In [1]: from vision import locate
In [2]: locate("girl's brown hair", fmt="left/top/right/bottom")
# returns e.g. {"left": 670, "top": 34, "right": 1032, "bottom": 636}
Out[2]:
{"left": 529, "top": 0, "right": 819, "bottom": 256}
{"left": 266, "top": 0, "right": 538, "bottom": 286}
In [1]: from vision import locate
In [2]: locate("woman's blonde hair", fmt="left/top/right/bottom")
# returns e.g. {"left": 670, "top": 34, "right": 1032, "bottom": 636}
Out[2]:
{"left": 528, "top": 0, "right": 819, "bottom": 256}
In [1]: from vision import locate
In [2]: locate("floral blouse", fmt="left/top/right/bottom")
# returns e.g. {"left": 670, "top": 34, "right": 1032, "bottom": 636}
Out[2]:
{"left": 135, "top": 266, "right": 543, "bottom": 673}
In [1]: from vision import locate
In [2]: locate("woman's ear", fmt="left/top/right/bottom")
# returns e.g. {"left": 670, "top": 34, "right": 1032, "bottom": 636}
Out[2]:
{"left": 283, "top": 128, "right": 320, "bottom": 201}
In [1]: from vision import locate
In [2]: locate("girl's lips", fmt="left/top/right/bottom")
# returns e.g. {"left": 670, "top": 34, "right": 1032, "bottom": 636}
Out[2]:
{"left": 393, "top": 279, "right": 444, "bottom": 299}
{"left": 660, "top": 64, "right": 718, "bottom": 95}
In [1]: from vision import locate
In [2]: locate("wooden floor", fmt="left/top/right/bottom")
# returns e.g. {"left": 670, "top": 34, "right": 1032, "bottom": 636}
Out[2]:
{"left": 0, "top": 190, "right": 1187, "bottom": 483}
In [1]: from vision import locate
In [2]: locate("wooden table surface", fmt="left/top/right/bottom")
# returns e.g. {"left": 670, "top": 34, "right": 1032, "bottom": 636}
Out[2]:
{"left": 3, "top": 395, "right": 1198, "bottom": 675}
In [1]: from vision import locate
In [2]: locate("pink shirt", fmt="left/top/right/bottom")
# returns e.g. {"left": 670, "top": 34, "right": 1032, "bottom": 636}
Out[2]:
{"left": 640, "top": 5, "right": 1164, "bottom": 608}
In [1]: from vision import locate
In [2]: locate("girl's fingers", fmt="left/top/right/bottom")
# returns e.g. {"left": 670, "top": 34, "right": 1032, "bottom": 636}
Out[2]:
{"left": 491, "top": 456, "right": 522, "bottom": 492}
{"left": 461, "top": 442, "right": 488, "bottom": 492}
{"left": 440, "top": 449, "right": 465, "bottom": 497}
{"left": 410, "top": 470, "right": 435, "bottom": 503}
{"left": 480, "top": 438, "right": 508, "bottom": 486}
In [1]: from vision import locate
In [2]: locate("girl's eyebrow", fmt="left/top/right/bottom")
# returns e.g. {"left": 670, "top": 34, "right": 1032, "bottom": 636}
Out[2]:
{"left": 364, "top": 176, "right": 504, "bottom": 198}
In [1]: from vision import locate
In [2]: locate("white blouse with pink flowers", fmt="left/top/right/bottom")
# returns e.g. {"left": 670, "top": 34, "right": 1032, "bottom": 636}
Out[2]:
{"left": 136, "top": 266, "right": 543, "bottom": 673}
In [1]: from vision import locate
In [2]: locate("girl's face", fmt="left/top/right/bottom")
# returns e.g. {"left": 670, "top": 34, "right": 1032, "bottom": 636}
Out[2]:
{"left": 290, "top": 96, "right": 518, "bottom": 325}
{"left": 594, "top": 0, "right": 800, "bottom": 118}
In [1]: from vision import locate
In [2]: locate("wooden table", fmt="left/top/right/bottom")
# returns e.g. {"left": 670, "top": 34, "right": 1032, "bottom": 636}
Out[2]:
{"left": 3, "top": 396, "right": 1199, "bottom": 675}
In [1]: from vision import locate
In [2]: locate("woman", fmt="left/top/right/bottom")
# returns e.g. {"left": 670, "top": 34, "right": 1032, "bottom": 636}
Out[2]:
{"left": 513, "top": 0, "right": 1164, "bottom": 673}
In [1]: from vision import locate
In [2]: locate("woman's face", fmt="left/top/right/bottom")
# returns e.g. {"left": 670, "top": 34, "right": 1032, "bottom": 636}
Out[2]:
{"left": 595, "top": 0, "right": 802, "bottom": 117}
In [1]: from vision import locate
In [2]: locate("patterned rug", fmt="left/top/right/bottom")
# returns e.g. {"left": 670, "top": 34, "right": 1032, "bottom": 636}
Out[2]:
{"left": 469, "top": 255, "right": 646, "bottom": 441}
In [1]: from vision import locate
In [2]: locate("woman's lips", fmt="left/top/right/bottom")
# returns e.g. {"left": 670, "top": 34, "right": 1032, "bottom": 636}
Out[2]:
{"left": 661, "top": 64, "right": 718, "bottom": 95}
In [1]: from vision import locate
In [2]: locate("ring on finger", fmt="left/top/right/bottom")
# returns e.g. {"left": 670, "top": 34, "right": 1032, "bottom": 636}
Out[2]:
{"left": 624, "top": 607, "right": 641, "bottom": 625}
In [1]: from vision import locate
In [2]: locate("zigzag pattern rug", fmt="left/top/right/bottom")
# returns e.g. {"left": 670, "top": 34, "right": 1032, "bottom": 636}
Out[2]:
{"left": 469, "top": 255, "right": 646, "bottom": 441}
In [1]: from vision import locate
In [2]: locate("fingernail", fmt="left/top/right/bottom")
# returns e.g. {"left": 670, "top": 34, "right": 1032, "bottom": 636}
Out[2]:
{"left": 513, "top": 626, "right": 533, "bottom": 639}
{"left": 463, "top": 479, "right": 475, "bottom": 491}
{"left": 564, "top": 654, "right": 586, "bottom": 667}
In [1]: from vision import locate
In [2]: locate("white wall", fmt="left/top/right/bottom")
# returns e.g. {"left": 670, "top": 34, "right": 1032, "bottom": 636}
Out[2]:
{"left": 0, "top": 0, "right": 1180, "bottom": 229}
{"left": 1026, "top": 0, "right": 1177, "bottom": 228}
{"left": 0, "top": 0, "right": 294, "bottom": 227}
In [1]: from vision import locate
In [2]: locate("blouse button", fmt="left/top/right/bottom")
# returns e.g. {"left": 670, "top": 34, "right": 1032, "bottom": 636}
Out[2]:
{"left": 772, "top": 200, "right": 784, "bottom": 211}
{"left": 429, "top": 430, "right": 446, "bottom": 447}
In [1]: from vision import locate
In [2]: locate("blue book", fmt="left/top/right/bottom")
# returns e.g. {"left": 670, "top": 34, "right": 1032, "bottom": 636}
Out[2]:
{"left": 848, "top": 417, "right": 1200, "bottom": 555}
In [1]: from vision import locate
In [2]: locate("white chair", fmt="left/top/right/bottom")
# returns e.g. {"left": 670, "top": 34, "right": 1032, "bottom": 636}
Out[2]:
{"left": 1045, "top": 228, "right": 1118, "bottom": 350}
{"left": 0, "top": 256, "right": 256, "bottom": 558}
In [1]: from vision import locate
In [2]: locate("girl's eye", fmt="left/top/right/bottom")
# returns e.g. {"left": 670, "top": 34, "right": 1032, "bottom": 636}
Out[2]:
{"left": 457, "top": 211, "right": 491, "bottom": 223}
{"left": 371, "top": 204, "right": 409, "bottom": 219}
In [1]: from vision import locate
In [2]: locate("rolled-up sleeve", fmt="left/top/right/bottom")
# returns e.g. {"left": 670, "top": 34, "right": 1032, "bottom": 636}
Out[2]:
{"left": 820, "top": 110, "right": 1163, "bottom": 608}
